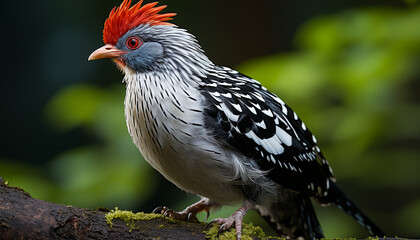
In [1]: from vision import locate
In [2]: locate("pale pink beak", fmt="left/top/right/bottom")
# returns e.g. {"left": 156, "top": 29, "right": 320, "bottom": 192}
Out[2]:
{"left": 88, "top": 44, "right": 127, "bottom": 61}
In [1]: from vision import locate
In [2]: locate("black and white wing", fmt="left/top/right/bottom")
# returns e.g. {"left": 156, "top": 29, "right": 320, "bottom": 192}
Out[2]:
{"left": 200, "top": 66, "right": 335, "bottom": 199}
{"left": 200, "top": 66, "right": 385, "bottom": 237}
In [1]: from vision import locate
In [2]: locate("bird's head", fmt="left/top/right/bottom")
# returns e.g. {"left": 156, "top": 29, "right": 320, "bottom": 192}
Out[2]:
{"left": 89, "top": 0, "right": 209, "bottom": 74}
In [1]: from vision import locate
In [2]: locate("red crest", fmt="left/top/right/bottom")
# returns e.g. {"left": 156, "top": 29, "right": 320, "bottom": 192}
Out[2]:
{"left": 103, "top": 0, "right": 176, "bottom": 45}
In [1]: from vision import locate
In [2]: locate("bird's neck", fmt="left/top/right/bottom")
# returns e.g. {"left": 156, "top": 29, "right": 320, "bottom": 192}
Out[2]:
{"left": 123, "top": 67, "right": 206, "bottom": 89}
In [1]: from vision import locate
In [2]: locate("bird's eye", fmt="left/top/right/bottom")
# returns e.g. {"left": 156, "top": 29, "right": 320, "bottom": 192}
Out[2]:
{"left": 126, "top": 36, "right": 142, "bottom": 50}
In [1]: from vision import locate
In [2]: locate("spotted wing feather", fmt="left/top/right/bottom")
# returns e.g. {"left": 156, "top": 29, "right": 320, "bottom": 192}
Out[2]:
{"left": 201, "top": 66, "right": 334, "bottom": 198}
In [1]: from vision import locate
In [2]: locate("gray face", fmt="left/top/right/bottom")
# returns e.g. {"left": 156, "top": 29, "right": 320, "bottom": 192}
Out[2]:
{"left": 114, "top": 24, "right": 211, "bottom": 75}
{"left": 115, "top": 26, "right": 164, "bottom": 72}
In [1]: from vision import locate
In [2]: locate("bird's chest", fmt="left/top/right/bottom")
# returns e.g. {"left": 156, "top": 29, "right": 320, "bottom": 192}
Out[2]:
{"left": 124, "top": 76, "right": 201, "bottom": 167}
{"left": 123, "top": 74, "right": 241, "bottom": 202}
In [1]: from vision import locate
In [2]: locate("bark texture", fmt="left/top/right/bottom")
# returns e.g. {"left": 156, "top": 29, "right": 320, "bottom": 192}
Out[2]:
{"left": 0, "top": 177, "right": 395, "bottom": 240}
{"left": 0, "top": 176, "right": 208, "bottom": 240}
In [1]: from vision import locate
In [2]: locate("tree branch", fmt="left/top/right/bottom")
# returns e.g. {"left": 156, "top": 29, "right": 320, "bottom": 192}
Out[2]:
{"left": 0, "top": 176, "right": 395, "bottom": 240}
{"left": 0, "top": 176, "right": 209, "bottom": 240}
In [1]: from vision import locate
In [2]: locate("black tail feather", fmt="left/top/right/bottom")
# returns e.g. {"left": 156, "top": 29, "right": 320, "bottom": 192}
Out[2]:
{"left": 327, "top": 183, "right": 386, "bottom": 237}
{"left": 257, "top": 184, "right": 385, "bottom": 239}
{"left": 256, "top": 191, "right": 324, "bottom": 240}
{"left": 298, "top": 196, "right": 324, "bottom": 239}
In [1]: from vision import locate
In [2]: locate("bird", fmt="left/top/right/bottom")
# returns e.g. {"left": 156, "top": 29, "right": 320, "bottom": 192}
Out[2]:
{"left": 88, "top": 1, "right": 386, "bottom": 239}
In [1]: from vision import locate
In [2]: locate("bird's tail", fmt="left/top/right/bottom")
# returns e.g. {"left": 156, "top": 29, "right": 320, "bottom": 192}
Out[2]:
{"left": 255, "top": 190, "right": 324, "bottom": 240}
{"left": 325, "top": 183, "right": 386, "bottom": 237}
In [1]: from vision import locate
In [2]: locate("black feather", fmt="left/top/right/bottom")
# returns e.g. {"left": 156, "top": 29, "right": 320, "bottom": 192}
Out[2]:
{"left": 200, "top": 66, "right": 333, "bottom": 197}
{"left": 325, "top": 182, "right": 386, "bottom": 237}
{"left": 256, "top": 190, "right": 324, "bottom": 240}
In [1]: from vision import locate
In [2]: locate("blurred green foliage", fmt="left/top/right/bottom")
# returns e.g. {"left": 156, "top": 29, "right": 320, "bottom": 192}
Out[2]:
{"left": 2, "top": 85, "right": 157, "bottom": 208}
{"left": 1, "top": 4, "right": 419, "bottom": 239}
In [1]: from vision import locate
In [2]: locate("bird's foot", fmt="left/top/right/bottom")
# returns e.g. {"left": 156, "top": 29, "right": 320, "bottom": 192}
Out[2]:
{"left": 207, "top": 201, "right": 252, "bottom": 240}
{"left": 153, "top": 198, "right": 211, "bottom": 222}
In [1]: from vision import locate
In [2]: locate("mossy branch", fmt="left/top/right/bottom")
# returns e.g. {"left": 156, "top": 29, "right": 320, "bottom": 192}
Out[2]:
{"left": 0, "top": 177, "right": 398, "bottom": 240}
{"left": 0, "top": 176, "right": 209, "bottom": 239}
{"left": 0, "top": 176, "right": 279, "bottom": 240}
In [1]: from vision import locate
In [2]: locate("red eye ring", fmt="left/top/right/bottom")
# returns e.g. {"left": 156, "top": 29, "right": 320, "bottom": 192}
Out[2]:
{"left": 126, "top": 36, "right": 142, "bottom": 50}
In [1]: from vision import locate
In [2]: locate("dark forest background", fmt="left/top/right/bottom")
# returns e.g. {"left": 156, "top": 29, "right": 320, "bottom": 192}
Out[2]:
{"left": 1, "top": 0, "right": 419, "bottom": 238}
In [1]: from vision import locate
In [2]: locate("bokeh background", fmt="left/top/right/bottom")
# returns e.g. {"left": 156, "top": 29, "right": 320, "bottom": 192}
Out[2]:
{"left": 1, "top": 0, "right": 420, "bottom": 238}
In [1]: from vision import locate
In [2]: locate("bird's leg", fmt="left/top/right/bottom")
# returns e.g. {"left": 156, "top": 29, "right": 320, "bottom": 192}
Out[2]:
{"left": 208, "top": 201, "right": 252, "bottom": 240}
{"left": 153, "top": 198, "right": 212, "bottom": 221}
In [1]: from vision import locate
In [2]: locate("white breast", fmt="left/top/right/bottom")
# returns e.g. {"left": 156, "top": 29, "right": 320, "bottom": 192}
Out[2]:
{"left": 123, "top": 71, "right": 244, "bottom": 204}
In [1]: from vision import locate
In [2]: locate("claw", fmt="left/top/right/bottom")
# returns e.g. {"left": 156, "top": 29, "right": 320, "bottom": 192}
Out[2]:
{"left": 203, "top": 209, "right": 210, "bottom": 221}
{"left": 205, "top": 201, "right": 252, "bottom": 240}
{"left": 163, "top": 209, "right": 171, "bottom": 217}
{"left": 152, "top": 206, "right": 164, "bottom": 214}
{"left": 151, "top": 199, "right": 213, "bottom": 223}
{"left": 219, "top": 223, "right": 227, "bottom": 235}
{"left": 207, "top": 218, "right": 218, "bottom": 229}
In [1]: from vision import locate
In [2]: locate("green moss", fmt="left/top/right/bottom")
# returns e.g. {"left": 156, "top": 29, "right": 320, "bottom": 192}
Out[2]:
{"left": 365, "top": 238, "right": 403, "bottom": 240}
{"left": 319, "top": 238, "right": 355, "bottom": 240}
{"left": 106, "top": 209, "right": 386, "bottom": 240}
{"left": 105, "top": 207, "right": 163, "bottom": 230}
{"left": 204, "top": 222, "right": 284, "bottom": 240}
{"left": 319, "top": 238, "right": 400, "bottom": 240}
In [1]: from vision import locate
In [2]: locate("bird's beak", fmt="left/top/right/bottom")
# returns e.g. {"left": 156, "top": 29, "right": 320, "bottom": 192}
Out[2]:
{"left": 88, "top": 44, "right": 127, "bottom": 61}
